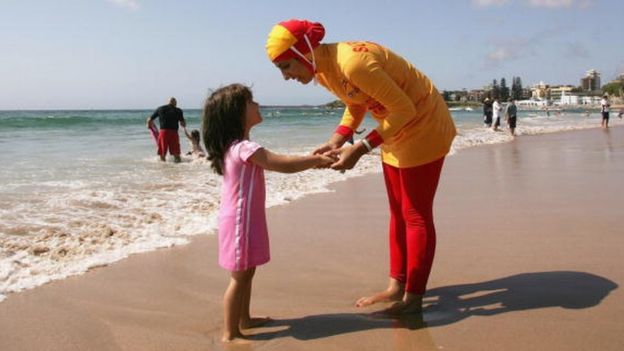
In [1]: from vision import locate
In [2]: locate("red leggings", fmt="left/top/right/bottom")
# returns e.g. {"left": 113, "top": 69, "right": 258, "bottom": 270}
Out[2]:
{"left": 382, "top": 157, "right": 444, "bottom": 295}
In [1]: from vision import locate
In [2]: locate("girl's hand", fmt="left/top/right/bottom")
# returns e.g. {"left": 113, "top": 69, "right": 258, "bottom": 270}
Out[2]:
{"left": 314, "top": 150, "right": 339, "bottom": 169}
{"left": 317, "top": 153, "right": 338, "bottom": 168}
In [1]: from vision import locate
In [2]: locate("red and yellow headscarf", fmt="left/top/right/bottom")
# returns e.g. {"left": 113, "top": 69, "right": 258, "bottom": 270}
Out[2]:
{"left": 266, "top": 19, "right": 325, "bottom": 66}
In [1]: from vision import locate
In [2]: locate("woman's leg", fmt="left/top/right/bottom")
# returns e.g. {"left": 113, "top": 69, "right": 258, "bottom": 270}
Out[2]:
{"left": 356, "top": 163, "right": 405, "bottom": 307}
{"left": 385, "top": 157, "right": 445, "bottom": 314}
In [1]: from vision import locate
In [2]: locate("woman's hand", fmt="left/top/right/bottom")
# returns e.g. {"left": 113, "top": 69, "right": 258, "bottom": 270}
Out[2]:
{"left": 312, "top": 133, "right": 349, "bottom": 155}
{"left": 312, "top": 142, "right": 339, "bottom": 156}
{"left": 330, "top": 142, "right": 368, "bottom": 171}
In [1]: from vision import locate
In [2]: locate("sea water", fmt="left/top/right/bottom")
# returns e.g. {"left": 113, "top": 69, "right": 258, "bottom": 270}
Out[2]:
{"left": 0, "top": 107, "right": 617, "bottom": 301}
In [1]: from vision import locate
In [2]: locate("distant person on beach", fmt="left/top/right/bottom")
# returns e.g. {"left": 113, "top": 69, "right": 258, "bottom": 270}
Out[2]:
{"left": 601, "top": 95, "right": 611, "bottom": 128}
{"left": 618, "top": 108, "right": 623, "bottom": 119}
{"left": 505, "top": 99, "right": 518, "bottom": 136}
{"left": 146, "top": 97, "right": 186, "bottom": 162}
{"left": 483, "top": 97, "right": 493, "bottom": 127}
{"left": 492, "top": 98, "right": 502, "bottom": 131}
{"left": 183, "top": 127, "right": 206, "bottom": 158}
{"left": 266, "top": 19, "right": 457, "bottom": 314}
{"left": 202, "top": 84, "right": 335, "bottom": 342}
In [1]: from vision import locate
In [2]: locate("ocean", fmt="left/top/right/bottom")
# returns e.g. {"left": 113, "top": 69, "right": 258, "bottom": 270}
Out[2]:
{"left": 0, "top": 106, "right": 617, "bottom": 302}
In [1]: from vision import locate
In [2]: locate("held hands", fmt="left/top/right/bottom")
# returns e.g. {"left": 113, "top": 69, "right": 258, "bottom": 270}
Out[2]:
{"left": 316, "top": 153, "right": 339, "bottom": 168}
{"left": 311, "top": 137, "right": 368, "bottom": 172}
{"left": 312, "top": 142, "right": 340, "bottom": 169}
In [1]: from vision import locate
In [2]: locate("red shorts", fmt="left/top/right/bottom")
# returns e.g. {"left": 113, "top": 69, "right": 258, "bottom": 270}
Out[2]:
{"left": 157, "top": 129, "right": 181, "bottom": 157}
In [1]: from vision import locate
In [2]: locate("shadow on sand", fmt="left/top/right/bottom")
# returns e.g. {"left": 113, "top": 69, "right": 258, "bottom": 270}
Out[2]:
{"left": 250, "top": 271, "right": 617, "bottom": 341}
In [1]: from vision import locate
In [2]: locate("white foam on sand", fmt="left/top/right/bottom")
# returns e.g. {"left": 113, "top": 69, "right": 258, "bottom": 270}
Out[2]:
{"left": 0, "top": 151, "right": 382, "bottom": 302}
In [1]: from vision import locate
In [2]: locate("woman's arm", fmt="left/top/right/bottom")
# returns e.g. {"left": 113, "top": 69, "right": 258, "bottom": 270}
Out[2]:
{"left": 313, "top": 103, "right": 367, "bottom": 155}
{"left": 343, "top": 57, "right": 416, "bottom": 146}
{"left": 249, "top": 148, "right": 335, "bottom": 174}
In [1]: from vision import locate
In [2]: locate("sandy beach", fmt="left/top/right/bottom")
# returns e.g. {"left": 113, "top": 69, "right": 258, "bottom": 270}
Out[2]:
{"left": 1, "top": 127, "right": 623, "bottom": 351}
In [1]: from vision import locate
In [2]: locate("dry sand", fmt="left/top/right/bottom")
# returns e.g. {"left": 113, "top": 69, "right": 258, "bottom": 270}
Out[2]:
{"left": 1, "top": 127, "right": 623, "bottom": 351}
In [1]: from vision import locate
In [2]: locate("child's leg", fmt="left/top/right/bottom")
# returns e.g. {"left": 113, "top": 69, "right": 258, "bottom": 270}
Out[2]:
{"left": 222, "top": 269, "right": 254, "bottom": 342}
{"left": 239, "top": 267, "right": 271, "bottom": 329}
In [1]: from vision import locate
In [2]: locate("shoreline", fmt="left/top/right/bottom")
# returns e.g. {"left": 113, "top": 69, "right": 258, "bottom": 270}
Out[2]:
{"left": 1, "top": 124, "right": 621, "bottom": 303}
{"left": 1, "top": 126, "right": 623, "bottom": 350}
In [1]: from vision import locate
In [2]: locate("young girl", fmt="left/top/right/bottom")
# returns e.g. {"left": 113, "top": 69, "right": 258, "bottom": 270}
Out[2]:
{"left": 183, "top": 127, "right": 206, "bottom": 158}
{"left": 202, "top": 84, "right": 335, "bottom": 342}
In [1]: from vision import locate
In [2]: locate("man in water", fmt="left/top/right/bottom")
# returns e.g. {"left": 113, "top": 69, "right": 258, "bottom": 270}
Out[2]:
{"left": 505, "top": 99, "right": 518, "bottom": 136}
{"left": 147, "top": 97, "right": 186, "bottom": 162}
{"left": 492, "top": 98, "right": 502, "bottom": 131}
{"left": 483, "top": 97, "right": 493, "bottom": 128}
{"left": 601, "top": 95, "right": 610, "bottom": 128}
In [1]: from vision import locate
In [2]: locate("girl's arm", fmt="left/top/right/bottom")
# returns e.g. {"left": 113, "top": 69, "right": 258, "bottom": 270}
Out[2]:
{"left": 182, "top": 127, "right": 192, "bottom": 140}
{"left": 249, "top": 148, "right": 335, "bottom": 174}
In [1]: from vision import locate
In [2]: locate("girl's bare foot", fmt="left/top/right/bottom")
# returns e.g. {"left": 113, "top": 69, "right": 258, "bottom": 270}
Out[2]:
{"left": 355, "top": 278, "right": 404, "bottom": 307}
{"left": 240, "top": 316, "right": 272, "bottom": 329}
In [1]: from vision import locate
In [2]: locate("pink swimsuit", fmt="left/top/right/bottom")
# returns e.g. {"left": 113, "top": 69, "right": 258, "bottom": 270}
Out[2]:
{"left": 218, "top": 140, "right": 270, "bottom": 271}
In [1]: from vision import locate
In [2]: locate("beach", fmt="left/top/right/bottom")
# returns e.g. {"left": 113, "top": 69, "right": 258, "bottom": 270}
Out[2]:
{"left": 1, "top": 126, "right": 623, "bottom": 350}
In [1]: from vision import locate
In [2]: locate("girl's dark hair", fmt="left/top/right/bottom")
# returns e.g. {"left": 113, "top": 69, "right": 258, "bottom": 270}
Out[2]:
{"left": 190, "top": 129, "right": 200, "bottom": 142}
{"left": 201, "top": 84, "right": 252, "bottom": 175}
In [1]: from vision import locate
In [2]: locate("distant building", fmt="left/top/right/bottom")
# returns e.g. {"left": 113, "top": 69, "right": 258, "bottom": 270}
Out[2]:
{"left": 580, "top": 69, "right": 601, "bottom": 92}
{"left": 521, "top": 87, "right": 532, "bottom": 100}
{"left": 516, "top": 98, "right": 549, "bottom": 108}
{"left": 531, "top": 81, "right": 549, "bottom": 99}
{"left": 467, "top": 89, "right": 486, "bottom": 102}
{"left": 559, "top": 91, "right": 602, "bottom": 106}
{"left": 549, "top": 85, "right": 575, "bottom": 103}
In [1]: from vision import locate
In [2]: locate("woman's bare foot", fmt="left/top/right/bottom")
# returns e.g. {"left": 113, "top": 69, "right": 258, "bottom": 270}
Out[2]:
{"left": 355, "top": 278, "right": 404, "bottom": 307}
{"left": 221, "top": 331, "right": 247, "bottom": 343}
{"left": 382, "top": 293, "right": 423, "bottom": 315}
{"left": 240, "top": 316, "right": 272, "bottom": 329}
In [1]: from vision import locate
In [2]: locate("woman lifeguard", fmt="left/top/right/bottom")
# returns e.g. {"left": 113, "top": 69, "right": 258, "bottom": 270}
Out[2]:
{"left": 266, "top": 19, "right": 456, "bottom": 314}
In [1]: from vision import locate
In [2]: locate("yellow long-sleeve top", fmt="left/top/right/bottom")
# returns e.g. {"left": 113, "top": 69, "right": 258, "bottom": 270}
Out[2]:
{"left": 314, "top": 42, "right": 456, "bottom": 168}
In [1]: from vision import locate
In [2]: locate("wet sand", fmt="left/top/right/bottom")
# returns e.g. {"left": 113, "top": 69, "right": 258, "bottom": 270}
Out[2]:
{"left": 1, "top": 127, "right": 623, "bottom": 350}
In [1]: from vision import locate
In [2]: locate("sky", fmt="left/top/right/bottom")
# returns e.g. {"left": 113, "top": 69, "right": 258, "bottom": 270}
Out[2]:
{"left": 0, "top": 0, "right": 622, "bottom": 109}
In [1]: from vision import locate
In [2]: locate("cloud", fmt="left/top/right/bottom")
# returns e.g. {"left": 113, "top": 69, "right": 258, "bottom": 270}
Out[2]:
{"left": 483, "top": 37, "right": 534, "bottom": 68}
{"left": 108, "top": 0, "right": 140, "bottom": 11}
{"left": 472, "top": 0, "right": 510, "bottom": 7}
{"left": 526, "top": 0, "right": 573, "bottom": 8}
